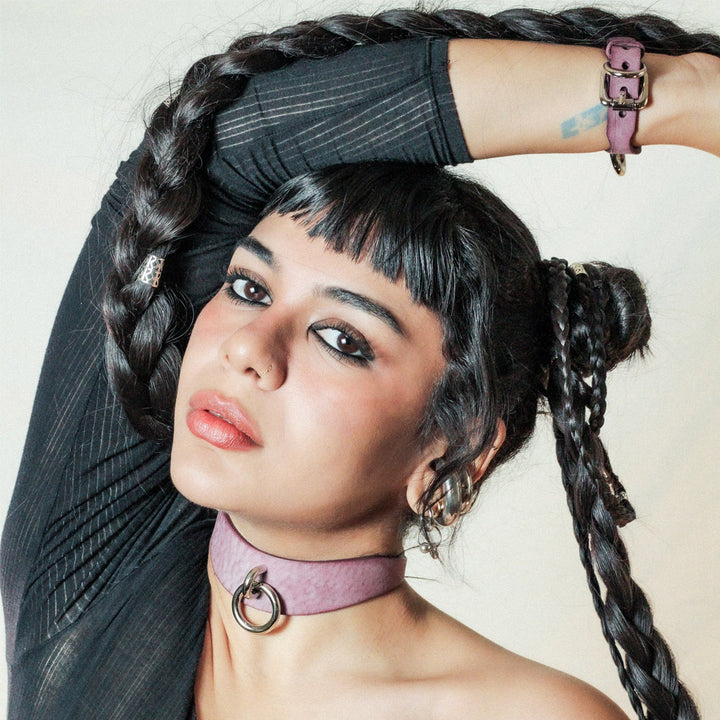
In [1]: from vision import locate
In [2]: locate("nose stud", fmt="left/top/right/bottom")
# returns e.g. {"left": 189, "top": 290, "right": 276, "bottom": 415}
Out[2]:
{"left": 259, "top": 364, "right": 273, "bottom": 377}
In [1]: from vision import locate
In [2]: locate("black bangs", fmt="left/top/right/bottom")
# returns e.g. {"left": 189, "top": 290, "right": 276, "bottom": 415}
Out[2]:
{"left": 262, "top": 163, "right": 477, "bottom": 317}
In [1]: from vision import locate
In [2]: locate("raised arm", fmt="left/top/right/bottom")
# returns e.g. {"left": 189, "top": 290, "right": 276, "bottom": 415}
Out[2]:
{"left": 0, "top": 148, "right": 215, "bottom": 665}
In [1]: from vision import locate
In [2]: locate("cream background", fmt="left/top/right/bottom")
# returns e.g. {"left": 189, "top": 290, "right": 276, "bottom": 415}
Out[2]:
{"left": 1, "top": 0, "right": 719, "bottom": 716}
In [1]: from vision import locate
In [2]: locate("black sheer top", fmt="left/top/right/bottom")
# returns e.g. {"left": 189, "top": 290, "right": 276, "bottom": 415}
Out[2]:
{"left": 1, "top": 37, "right": 470, "bottom": 720}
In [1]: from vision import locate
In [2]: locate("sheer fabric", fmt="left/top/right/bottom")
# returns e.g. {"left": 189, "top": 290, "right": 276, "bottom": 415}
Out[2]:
{"left": 1, "top": 38, "right": 470, "bottom": 719}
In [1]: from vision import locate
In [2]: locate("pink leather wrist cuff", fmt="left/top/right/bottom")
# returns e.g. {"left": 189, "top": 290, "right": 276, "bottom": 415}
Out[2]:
{"left": 600, "top": 37, "right": 648, "bottom": 175}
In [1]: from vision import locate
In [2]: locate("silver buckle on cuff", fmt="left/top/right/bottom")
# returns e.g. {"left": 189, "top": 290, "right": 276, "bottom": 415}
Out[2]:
{"left": 599, "top": 62, "right": 649, "bottom": 111}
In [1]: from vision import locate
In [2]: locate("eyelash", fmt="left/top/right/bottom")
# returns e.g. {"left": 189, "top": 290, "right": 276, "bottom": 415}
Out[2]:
{"left": 222, "top": 268, "right": 374, "bottom": 366}
{"left": 223, "top": 268, "right": 271, "bottom": 306}
{"left": 311, "top": 322, "right": 374, "bottom": 366}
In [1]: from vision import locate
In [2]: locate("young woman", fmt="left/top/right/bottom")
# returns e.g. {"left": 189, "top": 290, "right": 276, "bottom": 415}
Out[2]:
{"left": 2, "top": 5, "right": 718, "bottom": 719}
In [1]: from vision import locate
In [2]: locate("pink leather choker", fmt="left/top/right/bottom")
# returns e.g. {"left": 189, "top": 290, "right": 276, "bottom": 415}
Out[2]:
{"left": 209, "top": 511, "right": 407, "bottom": 633}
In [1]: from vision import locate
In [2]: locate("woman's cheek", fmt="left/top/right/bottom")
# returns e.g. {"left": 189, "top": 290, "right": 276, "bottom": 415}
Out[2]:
{"left": 290, "top": 377, "right": 419, "bottom": 470}
{"left": 182, "top": 298, "right": 238, "bottom": 374}
{"left": 191, "top": 298, "right": 226, "bottom": 344}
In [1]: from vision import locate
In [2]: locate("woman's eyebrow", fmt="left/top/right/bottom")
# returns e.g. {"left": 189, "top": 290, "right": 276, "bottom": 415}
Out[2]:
{"left": 234, "top": 235, "right": 403, "bottom": 335}
{"left": 234, "top": 235, "right": 275, "bottom": 267}
{"left": 319, "top": 287, "right": 405, "bottom": 336}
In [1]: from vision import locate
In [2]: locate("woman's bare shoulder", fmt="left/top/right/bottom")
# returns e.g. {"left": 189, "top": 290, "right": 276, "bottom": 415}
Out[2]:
{"left": 459, "top": 651, "right": 630, "bottom": 720}
{"left": 419, "top": 606, "right": 630, "bottom": 720}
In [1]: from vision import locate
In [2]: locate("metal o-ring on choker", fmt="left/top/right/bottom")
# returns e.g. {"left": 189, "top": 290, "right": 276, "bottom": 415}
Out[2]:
{"left": 232, "top": 565, "right": 281, "bottom": 633}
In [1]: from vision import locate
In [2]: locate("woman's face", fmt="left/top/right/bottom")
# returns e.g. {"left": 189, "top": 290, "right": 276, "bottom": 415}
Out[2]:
{"left": 171, "top": 211, "right": 447, "bottom": 556}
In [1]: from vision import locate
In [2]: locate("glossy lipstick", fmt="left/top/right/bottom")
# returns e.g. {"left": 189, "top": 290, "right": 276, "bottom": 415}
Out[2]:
{"left": 186, "top": 391, "right": 262, "bottom": 451}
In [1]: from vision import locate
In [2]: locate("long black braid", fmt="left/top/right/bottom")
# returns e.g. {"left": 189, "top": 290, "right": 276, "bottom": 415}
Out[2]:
{"left": 543, "top": 258, "right": 698, "bottom": 719}
{"left": 101, "top": 8, "right": 717, "bottom": 720}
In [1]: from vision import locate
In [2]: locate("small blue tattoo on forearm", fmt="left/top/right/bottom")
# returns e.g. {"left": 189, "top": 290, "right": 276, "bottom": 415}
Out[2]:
{"left": 561, "top": 104, "right": 607, "bottom": 138}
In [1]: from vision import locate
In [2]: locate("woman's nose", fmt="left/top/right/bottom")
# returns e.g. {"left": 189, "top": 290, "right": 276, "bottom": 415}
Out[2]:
{"left": 220, "top": 313, "right": 288, "bottom": 390}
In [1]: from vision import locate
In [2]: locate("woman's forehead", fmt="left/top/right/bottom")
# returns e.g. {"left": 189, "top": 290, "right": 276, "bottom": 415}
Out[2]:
{"left": 240, "top": 213, "right": 404, "bottom": 294}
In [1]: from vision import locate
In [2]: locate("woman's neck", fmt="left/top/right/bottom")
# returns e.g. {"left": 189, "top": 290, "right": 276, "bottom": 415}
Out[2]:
{"left": 207, "top": 555, "right": 425, "bottom": 675}
{"left": 195, "top": 554, "right": 432, "bottom": 719}
{"left": 224, "top": 510, "right": 406, "bottom": 561}
{"left": 195, "top": 511, "right": 437, "bottom": 718}
{"left": 197, "top": 513, "right": 429, "bottom": 691}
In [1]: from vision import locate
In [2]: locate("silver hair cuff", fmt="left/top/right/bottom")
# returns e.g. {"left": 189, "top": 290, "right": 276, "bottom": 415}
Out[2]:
{"left": 137, "top": 254, "right": 165, "bottom": 288}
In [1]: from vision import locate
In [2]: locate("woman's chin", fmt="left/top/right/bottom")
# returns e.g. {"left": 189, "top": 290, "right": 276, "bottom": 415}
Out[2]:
{"left": 169, "top": 445, "right": 229, "bottom": 509}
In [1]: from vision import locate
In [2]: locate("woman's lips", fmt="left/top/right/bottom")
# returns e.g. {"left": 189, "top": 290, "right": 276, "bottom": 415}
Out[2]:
{"left": 187, "top": 391, "right": 262, "bottom": 451}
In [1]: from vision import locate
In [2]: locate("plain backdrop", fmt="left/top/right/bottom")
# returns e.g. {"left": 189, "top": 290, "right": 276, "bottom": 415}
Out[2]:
{"left": 2, "top": 0, "right": 719, "bottom": 716}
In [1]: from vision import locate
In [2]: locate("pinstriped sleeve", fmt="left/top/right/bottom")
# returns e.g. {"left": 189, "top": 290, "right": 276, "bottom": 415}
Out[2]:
{"left": 1, "top": 151, "right": 212, "bottom": 665}
{"left": 176, "top": 37, "right": 470, "bottom": 302}
{"left": 204, "top": 37, "right": 470, "bottom": 217}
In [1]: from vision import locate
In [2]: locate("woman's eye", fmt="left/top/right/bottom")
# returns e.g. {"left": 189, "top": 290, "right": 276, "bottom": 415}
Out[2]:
{"left": 225, "top": 273, "right": 271, "bottom": 306}
{"left": 234, "top": 279, "right": 269, "bottom": 304}
{"left": 313, "top": 326, "right": 374, "bottom": 364}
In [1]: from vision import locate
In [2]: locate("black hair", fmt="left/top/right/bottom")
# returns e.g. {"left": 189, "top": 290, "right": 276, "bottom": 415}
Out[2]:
{"left": 101, "top": 8, "right": 718, "bottom": 720}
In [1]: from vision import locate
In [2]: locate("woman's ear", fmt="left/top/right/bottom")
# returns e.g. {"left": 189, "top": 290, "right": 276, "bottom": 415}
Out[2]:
{"left": 405, "top": 437, "right": 447, "bottom": 516}
{"left": 470, "top": 419, "right": 506, "bottom": 483}
{"left": 405, "top": 420, "right": 507, "bottom": 514}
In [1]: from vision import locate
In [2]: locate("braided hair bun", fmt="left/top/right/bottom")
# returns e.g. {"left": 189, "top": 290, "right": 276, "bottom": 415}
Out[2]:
{"left": 568, "top": 262, "right": 651, "bottom": 375}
